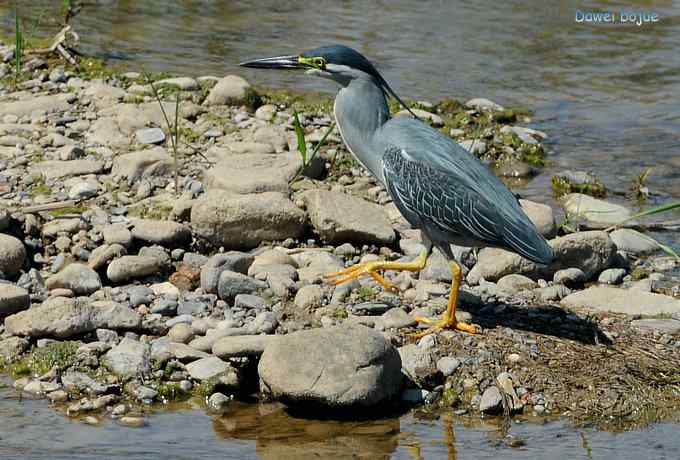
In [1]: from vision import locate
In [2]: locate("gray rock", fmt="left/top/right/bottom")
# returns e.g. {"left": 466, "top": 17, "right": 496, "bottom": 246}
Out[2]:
{"left": 102, "top": 224, "right": 132, "bottom": 247}
{"left": 42, "top": 218, "right": 82, "bottom": 237}
{"left": 191, "top": 191, "right": 306, "bottom": 249}
{"left": 436, "top": 357, "right": 461, "bottom": 377}
{"left": 0, "top": 234, "right": 26, "bottom": 277}
{"left": 150, "top": 337, "right": 172, "bottom": 364}
{"left": 630, "top": 319, "right": 680, "bottom": 334}
{"left": 200, "top": 252, "right": 254, "bottom": 294}
{"left": 534, "top": 284, "right": 571, "bottom": 302}
{"left": 131, "top": 219, "right": 191, "bottom": 246}
{"left": 0, "top": 336, "right": 29, "bottom": 361}
{"left": 133, "top": 385, "right": 158, "bottom": 402}
{"left": 467, "top": 231, "right": 616, "bottom": 284}
{"left": 398, "top": 343, "right": 436, "bottom": 386}
{"left": 294, "top": 285, "right": 324, "bottom": 309}
{"left": 169, "top": 342, "right": 211, "bottom": 362}
{"left": 46, "top": 264, "right": 102, "bottom": 295}
{"left": 610, "top": 229, "right": 659, "bottom": 255}
{"left": 30, "top": 160, "right": 105, "bottom": 180}
{"left": 561, "top": 286, "right": 680, "bottom": 316}
{"left": 88, "top": 244, "right": 127, "bottom": 271}
{"left": 519, "top": 199, "right": 556, "bottom": 238}
{"left": 479, "top": 386, "right": 503, "bottom": 414}
{"left": 167, "top": 323, "right": 195, "bottom": 344}
{"left": 111, "top": 147, "right": 172, "bottom": 181}
{"left": 151, "top": 298, "right": 177, "bottom": 315}
{"left": 381, "top": 308, "right": 417, "bottom": 329}
{"left": 185, "top": 356, "right": 232, "bottom": 381}
{"left": 4, "top": 297, "right": 140, "bottom": 338}
{"left": 207, "top": 392, "right": 231, "bottom": 411}
{"left": 155, "top": 77, "right": 198, "bottom": 90}
{"left": 302, "top": 190, "right": 395, "bottom": 244}
{"left": 465, "top": 98, "right": 504, "bottom": 111}
{"left": 234, "top": 294, "right": 265, "bottom": 310}
{"left": 188, "top": 329, "right": 235, "bottom": 352}
{"left": 217, "top": 270, "right": 267, "bottom": 301}
{"left": 496, "top": 274, "right": 538, "bottom": 293}
{"left": 103, "top": 338, "right": 151, "bottom": 379}
{"left": 69, "top": 181, "right": 100, "bottom": 201}
{"left": 204, "top": 75, "right": 252, "bottom": 106}
{"left": 598, "top": 268, "right": 626, "bottom": 285}
{"left": 0, "top": 93, "right": 72, "bottom": 118}
{"left": 245, "top": 311, "right": 278, "bottom": 334}
{"left": 420, "top": 250, "right": 453, "bottom": 283}
{"left": 553, "top": 268, "right": 586, "bottom": 288}
{"left": 177, "top": 300, "right": 209, "bottom": 316}
{"left": 135, "top": 128, "right": 165, "bottom": 144}
{"left": 395, "top": 108, "right": 443, "bottom": 127}
{"left": 128, "top": 286, "right": 154, "bottom": 307}
{"left": 205, "top": 151, "right": 316, "bottom": 195}
{"left": 212, "top": 335, "right": 276, "bottom": 358}
{"left": 0, "top": 284, "right": 30, "bottom": 317}
{"left": 258, "top": 324, "right": 402, "bottom": 408}
{"left": 107, "top": 256, "right": 164, "bottom": 283}
{"left": 61, "top": 371, "right": 109, "bottom": 395}
{"left": 560, "top": 194, "right": 631, "bottom": 227}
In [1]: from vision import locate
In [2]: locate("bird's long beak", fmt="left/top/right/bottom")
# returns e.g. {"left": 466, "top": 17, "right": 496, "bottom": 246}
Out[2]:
{"left": 239, "top": 55, "right": 304, "bottom": 70}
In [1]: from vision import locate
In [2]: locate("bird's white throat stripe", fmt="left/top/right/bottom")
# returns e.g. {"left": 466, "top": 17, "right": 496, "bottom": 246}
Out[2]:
{"left": 333, "top": 98, "right": 371, "bottom": 172}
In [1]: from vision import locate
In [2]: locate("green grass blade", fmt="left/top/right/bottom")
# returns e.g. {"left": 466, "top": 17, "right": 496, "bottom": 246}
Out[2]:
{"left": 308, "top": 122, "right": 335, "bottom": 165}
{"left": 14, "top": 6, "right": 21, "bottom": 76}
{"left": 293, "top": 110, "right": 307, "bottom": 165}
{"left": 605, "top": 200, "right": 680, "bottom": 231}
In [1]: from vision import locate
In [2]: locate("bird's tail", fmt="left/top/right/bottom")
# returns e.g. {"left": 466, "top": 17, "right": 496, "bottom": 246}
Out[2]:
{"left": 501, "top": 213, "right": 554, "bottom": 265}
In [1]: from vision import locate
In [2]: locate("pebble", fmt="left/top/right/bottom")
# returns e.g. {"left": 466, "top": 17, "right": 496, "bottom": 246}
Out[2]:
{"left": 436, "top": 357, "right": 461, "bottom": 376}
{"left": 598, "top": 268, "right": 627, "bottom": 285}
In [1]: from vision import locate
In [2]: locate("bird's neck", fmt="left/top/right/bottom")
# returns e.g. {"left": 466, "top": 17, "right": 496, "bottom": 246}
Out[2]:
{"left": 333, "top": 77, "right": 390, "bottom": 183}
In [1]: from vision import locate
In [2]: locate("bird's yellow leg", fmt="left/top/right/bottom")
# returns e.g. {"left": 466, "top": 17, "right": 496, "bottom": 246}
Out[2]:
{"left": 325, "top": 249, "right": 429, "bottom": 291}
{"left": 413, "top": 261, "right": 480, "bottom": 337}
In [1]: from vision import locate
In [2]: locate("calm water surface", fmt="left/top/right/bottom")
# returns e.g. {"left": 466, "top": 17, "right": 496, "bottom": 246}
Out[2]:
{"left": 1, "top": 381, "right": 679, "bottom": 460}
{"left": 1, "top": 1, "right": 680, "bottom": 458}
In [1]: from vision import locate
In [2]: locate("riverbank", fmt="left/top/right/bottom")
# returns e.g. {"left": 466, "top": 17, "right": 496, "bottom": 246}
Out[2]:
{"left": 0, "top": 45, "right": 679, "bottom": 433}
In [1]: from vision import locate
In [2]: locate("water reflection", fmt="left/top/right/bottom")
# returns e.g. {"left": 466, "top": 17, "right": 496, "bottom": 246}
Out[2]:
{"left": 211, "top": 401, "right": 401, "bottom": 460}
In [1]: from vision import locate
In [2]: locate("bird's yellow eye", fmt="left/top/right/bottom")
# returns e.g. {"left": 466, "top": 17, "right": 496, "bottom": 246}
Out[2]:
{"left": 312, "top": 57, "right": 326, "bottom": 69}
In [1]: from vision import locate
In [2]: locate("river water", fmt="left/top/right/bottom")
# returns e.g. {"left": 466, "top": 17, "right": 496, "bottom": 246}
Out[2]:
{"left": 1, "top": 1, "right": 680, "bottom": 458}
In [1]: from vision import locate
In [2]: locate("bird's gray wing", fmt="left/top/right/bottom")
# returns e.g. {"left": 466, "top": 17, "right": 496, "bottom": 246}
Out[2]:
{"left": 381, "top": 137, "right": 553, "bottom": 264}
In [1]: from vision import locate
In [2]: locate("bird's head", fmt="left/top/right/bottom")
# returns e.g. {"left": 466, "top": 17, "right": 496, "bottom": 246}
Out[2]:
{"left": 240, "top": 44, "right": 415, "bottom": 116}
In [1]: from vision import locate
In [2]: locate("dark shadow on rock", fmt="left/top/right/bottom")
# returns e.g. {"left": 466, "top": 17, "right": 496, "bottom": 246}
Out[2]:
{"left": 462, "top": 302, "right": 613, "bottom": 346}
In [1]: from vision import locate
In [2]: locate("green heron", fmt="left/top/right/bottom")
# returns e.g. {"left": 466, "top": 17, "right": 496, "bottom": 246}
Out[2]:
{"left": 241, "top": 45, "right": 553, "bottom": 335}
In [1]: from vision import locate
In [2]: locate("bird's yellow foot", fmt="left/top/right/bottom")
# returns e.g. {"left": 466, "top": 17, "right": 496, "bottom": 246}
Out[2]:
{"left": 412, "top": 315, "right": 481, "bottom": 338}
{"left": 324, "top": 250, "right": 429, "bottom": 292}
{"left": 324, "top": 261, "right": 399, "bottom": 292}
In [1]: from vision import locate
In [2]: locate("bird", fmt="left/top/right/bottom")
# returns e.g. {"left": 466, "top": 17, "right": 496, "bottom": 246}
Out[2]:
{"left": 240, "top": 45, "right": 553, "bottom": 336}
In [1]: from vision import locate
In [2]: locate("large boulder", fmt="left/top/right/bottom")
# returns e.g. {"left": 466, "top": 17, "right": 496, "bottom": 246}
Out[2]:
{"left": 560, "top": 194, "right": 631, "bottom": 227}
{"left": 30, "top": 160, "right": 105, "bottom": 180}
{"left": 103, "top": 338, "right": 151, "bottom": 378}
{"left": 46, "top": 263, "right": 102, "bottom": 295}
{"left": 467, "top": 231, "right": 616, "bottom": 283}
{"left": 258, "top": 323, "right": 402, "bottom": 408}
{"left": 111, "top": 147, "right": 173, "bottom": 181}
{"left": 191, "top": 191, "right": 306, "bottom": 249}
{"left": 0, "top": 234, "right": 26, "bottom": 277}
{"left": 561, "top": 286, "right": 680, "bottom": 316}
{"left": 4, "top": 297, "right": 140, "bottom": 338}
{"left": 0, "top": 284, "right": 30, "bottom": 317}
{"left": 302, "top": 190, "right": 395, "bottom": 245}
{"left": 204, "top": 75, "right": 253, "bottom": 106}
{"left": 131, "top": 219, "right": 191, "bottom": 246}
{"left": 204, "top": 151, "right": 320, "bottom": 195}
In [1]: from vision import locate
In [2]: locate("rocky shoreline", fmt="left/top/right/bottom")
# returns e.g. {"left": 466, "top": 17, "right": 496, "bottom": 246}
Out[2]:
{"left": 0, "top": 45, "right": 679, "bottom": 430}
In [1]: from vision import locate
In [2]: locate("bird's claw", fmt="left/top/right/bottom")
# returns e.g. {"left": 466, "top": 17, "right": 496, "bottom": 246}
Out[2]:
{"left": 410, "top": 316, "right": 481, "bottom": 338}
{"left": 324, "top": 261, "right": 399, "bottom": 292}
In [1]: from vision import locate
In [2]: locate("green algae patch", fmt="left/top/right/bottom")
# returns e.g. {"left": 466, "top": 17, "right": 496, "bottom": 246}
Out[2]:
{"left": 260, "top": 88, "right": 334, "bottom": 115}
{"left": 29, "top": 341, "right": 80, "bottom": 375}
{"left": 551, "top": 174, "right": 607, "bottom": 198}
